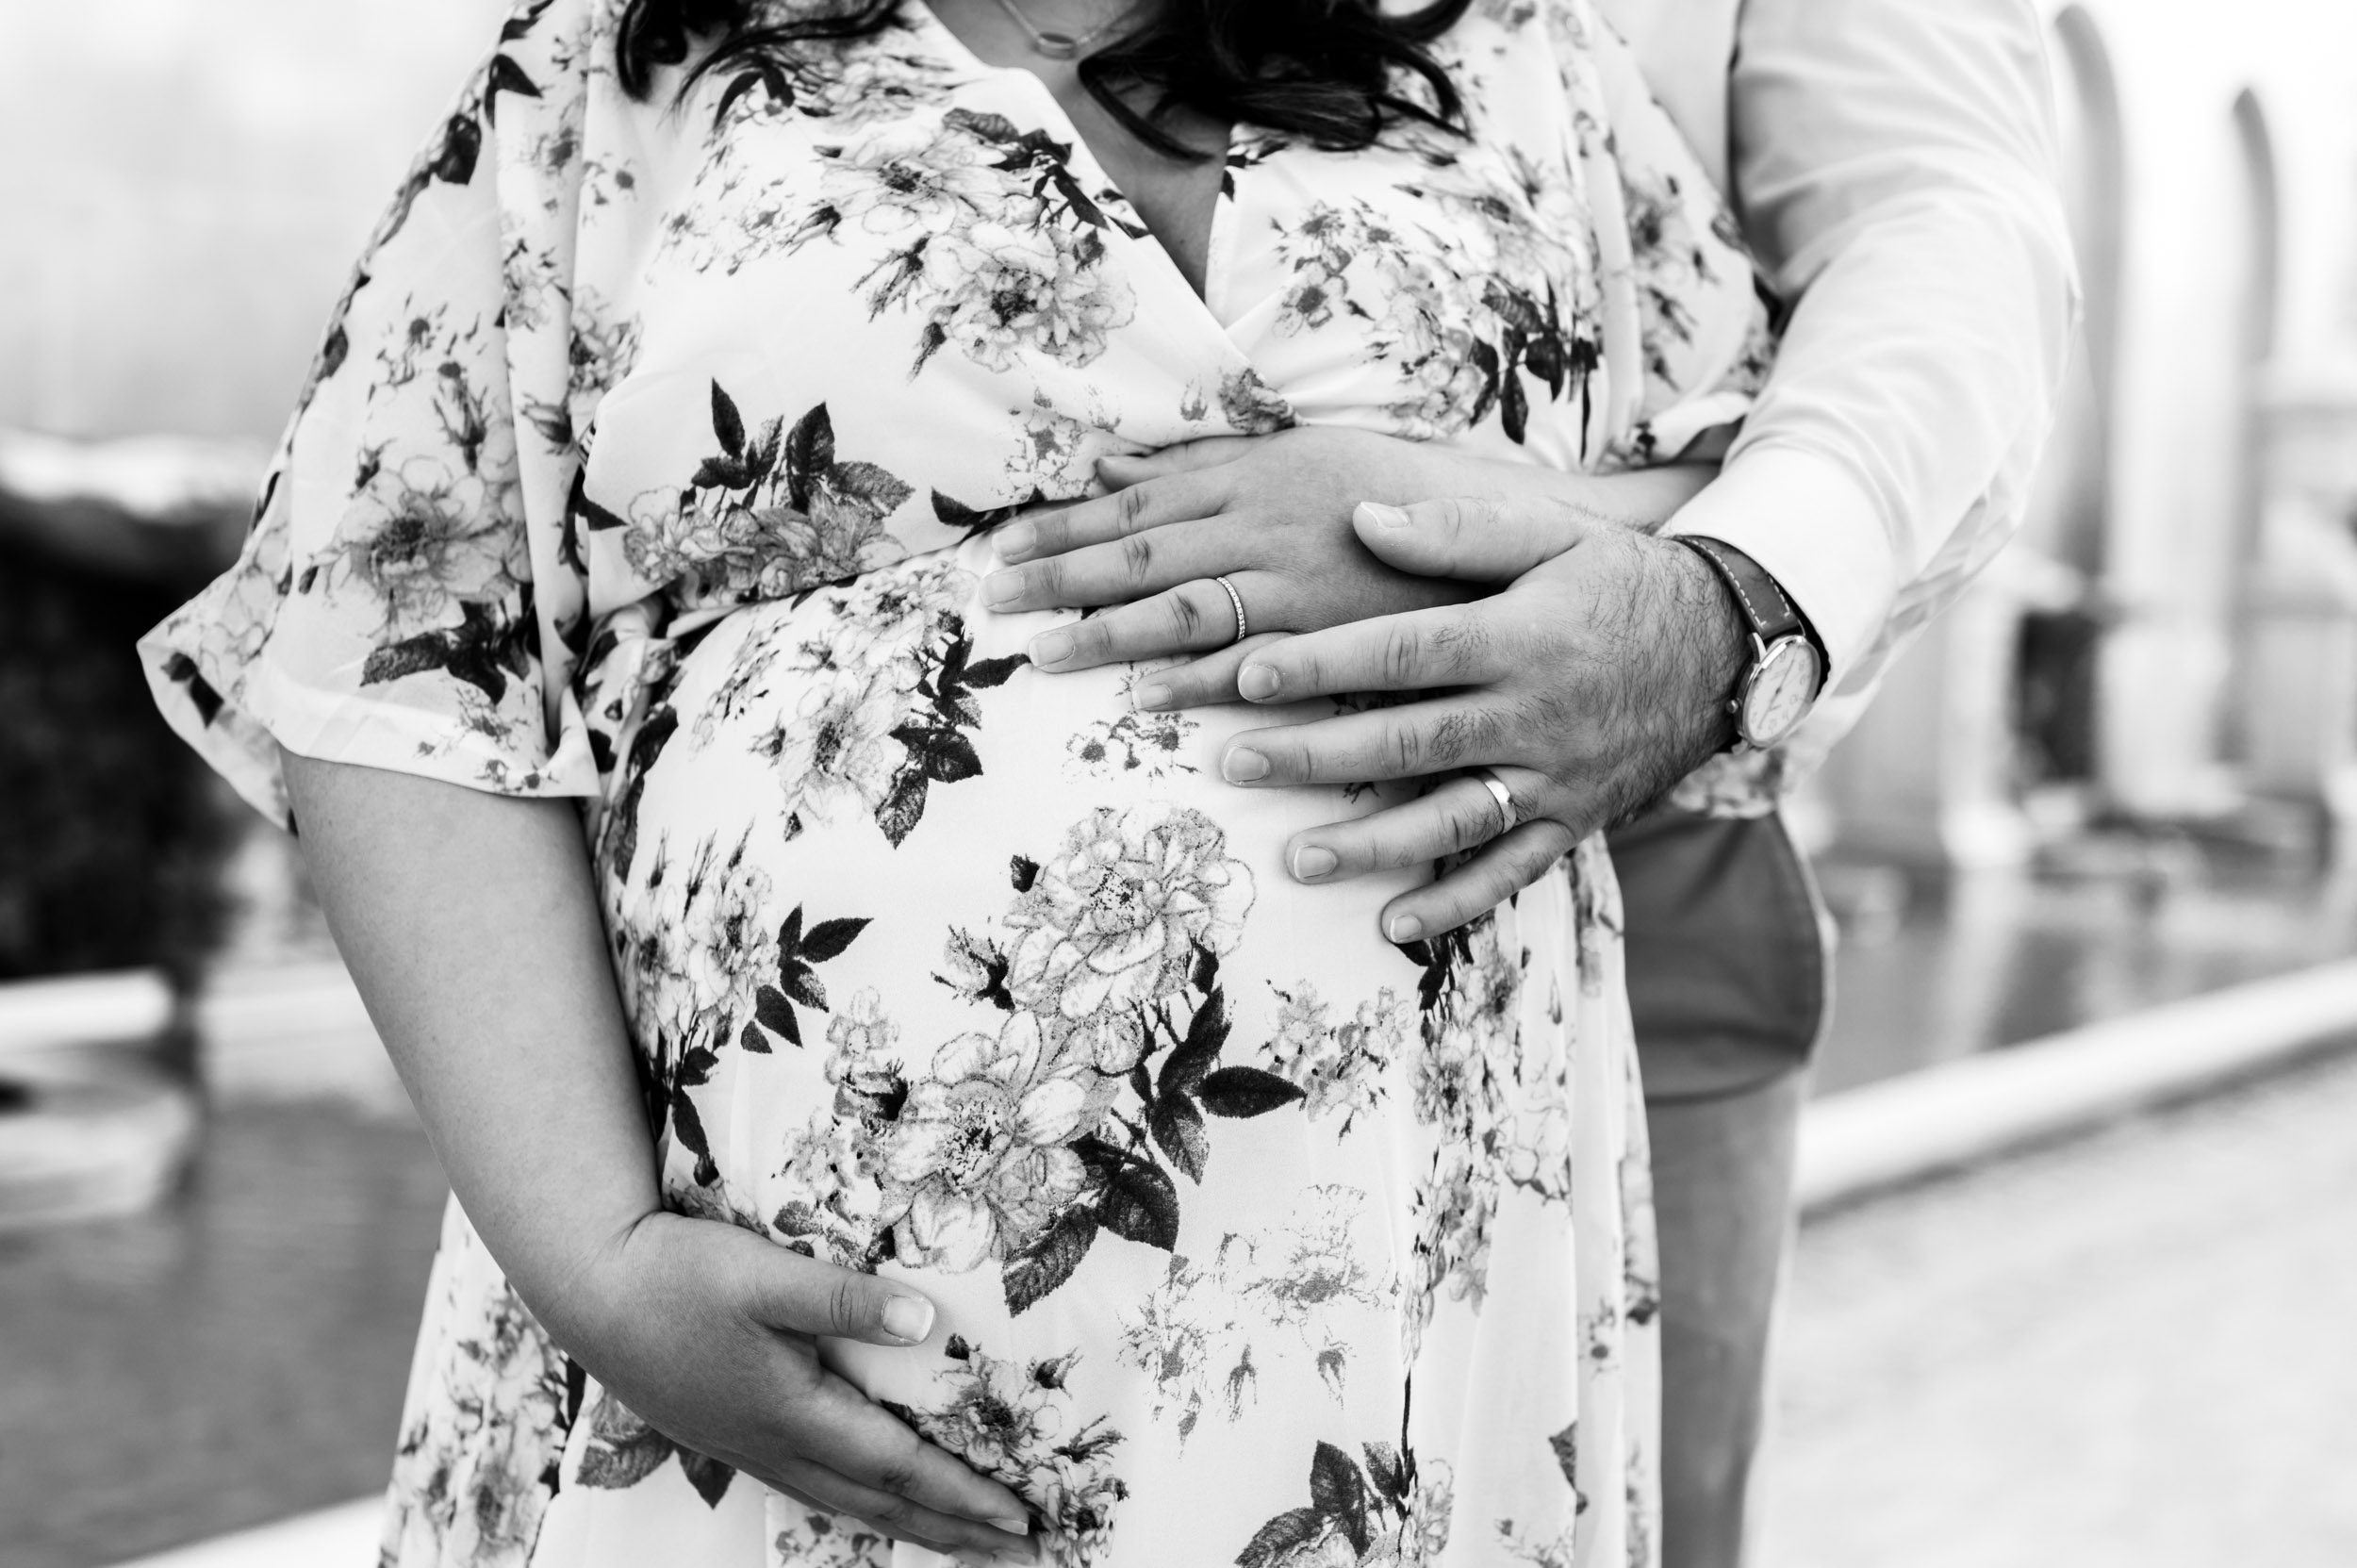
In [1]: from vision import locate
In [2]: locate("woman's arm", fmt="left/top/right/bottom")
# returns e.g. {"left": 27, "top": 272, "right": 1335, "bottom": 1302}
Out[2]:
{"left": 280, "top": 751, "right": 1038, "bottom": 1559}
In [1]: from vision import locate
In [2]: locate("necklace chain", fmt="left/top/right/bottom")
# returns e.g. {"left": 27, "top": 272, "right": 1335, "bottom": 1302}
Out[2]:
{"left": 986, "top": 0, "right": 1128, "bottom": 60}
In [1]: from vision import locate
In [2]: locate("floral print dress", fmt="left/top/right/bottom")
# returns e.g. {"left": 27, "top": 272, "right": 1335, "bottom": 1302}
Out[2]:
{"left": 142, "top": 2, "right": 1772, "bottom": 1565}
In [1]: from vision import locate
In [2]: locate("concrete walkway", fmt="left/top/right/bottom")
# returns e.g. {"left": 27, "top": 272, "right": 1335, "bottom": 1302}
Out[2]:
{"left": 1760, "top": 1048, "right": 2357, "bottom": 1567}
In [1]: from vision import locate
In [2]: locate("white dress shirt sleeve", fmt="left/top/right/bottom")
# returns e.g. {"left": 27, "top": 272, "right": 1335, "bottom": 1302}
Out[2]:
{"left": 1657, "top": 0, "right": 2080, "bottom": 741}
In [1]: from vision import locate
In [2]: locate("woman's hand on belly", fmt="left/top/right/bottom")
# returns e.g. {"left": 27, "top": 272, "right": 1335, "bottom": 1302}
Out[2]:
{"left": 571, "top": 1212, "right": 1041, "bottom": 1560}
{"left": 975, "top": 428, "right": 1490, "bottom": 676}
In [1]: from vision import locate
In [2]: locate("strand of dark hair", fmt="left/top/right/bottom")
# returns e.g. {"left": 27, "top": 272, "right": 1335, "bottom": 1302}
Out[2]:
{"left": 615, "top": 0, "right": 1475, "bottom": 158}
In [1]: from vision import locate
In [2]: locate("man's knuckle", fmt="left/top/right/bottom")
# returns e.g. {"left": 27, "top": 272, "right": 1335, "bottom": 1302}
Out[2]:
{"left": 1381, "top": 723, "right": 1426, "bottom": 775}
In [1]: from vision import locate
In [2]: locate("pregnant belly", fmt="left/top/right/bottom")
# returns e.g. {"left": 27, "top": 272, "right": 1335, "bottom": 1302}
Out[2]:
{"left": 589, "top": 536, "right": 1579, "bottom": 1553}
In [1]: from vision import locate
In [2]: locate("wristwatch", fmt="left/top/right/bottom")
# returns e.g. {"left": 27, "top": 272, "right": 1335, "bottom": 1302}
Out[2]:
{"left": 1675, "top": 536, "right": 1827, "bottom": 751}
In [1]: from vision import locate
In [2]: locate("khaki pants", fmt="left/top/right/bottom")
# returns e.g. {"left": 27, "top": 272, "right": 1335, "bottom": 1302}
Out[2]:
{"left": 1608, "top": 806, "right": 1828, "bottom": 1568}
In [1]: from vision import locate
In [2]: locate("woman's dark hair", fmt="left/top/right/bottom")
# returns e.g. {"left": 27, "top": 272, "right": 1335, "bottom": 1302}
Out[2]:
{"left": 615, "top": 0, "right": 1475, "bottom": 158}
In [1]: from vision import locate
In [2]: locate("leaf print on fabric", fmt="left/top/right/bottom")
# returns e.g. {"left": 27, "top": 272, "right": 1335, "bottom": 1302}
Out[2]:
{"left": 1236, "top": 1441, "right": 1454, "bottom": 1568}
{"left": 895, "top": 1336, "right": 1129, "bottom": 1568}
{"left": 750, "top": 902, "right": 872, "bottom": 1048}
{"left": 625, "top": 391, "right": 915, "bottom": 607}
{"left": 574, "top": 1387, "right": 735, "bottom": 1508}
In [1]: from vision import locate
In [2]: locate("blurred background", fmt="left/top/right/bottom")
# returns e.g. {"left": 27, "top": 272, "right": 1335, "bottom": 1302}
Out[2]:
{"left": 3, "top": 2, "right": 2355, "bottom": 1565}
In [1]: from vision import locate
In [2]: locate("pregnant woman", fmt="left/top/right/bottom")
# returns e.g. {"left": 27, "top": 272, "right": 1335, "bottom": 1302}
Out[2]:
{"left": 143, "top": 1, "right": 1770, "bottom": 1563}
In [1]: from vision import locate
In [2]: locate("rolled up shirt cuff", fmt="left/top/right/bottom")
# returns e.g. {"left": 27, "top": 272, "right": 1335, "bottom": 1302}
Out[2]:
{"left": 1660, "top": 442, "right": 1897, "bottom": 693}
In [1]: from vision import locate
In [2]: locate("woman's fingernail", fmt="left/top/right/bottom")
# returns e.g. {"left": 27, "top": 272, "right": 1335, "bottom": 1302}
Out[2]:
{"left": 1029, "top": 629, "right": 1074, "bottom": 667}
{"left": 1238, "top": 664, "right": 1281, "bottom": 701}
{"left": 988, "top": 1515, "right": 1032, "bottom": 1537}
{"left": 1222, "top": 747, "right": 1269, "bottom": 783}
{"left": 981, "top": 571, "right": 1023, "bottom": 608}
{"left": 995, "top": 520, "right": 1035, "bottom": 560}
{"left": 882, "top": 1295, "right": 934, "bottom": 1344}
{"left": 1293, "top": 846, "right": 1337, "bottom": 881}
{"left": 1133, "top": 682, "right": 1172, "bottom": 710}
{"left": 1388, "top": 913, "right": 1424, "bottom": 944}
{"left": 1358, "top": 502, "right": 1411, "bottom": 528}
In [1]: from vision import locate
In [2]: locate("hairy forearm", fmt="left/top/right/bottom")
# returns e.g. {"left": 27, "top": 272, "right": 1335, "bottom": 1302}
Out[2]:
{"left": 279, "top": 750, "right": 656, "bottom": 1336}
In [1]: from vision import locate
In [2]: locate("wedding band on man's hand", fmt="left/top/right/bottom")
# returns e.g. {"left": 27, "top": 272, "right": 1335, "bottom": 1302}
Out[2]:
{"left": 1470, "top": 767, "right": 1517, "bottom": 837}
{"left": 1211, "top": 574, "right": 1249, "bottom": 646}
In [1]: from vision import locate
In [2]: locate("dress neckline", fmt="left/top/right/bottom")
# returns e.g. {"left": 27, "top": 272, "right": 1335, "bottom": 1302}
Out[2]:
{"left": 900, "top": 0, "right": 1248, "bottom": 326}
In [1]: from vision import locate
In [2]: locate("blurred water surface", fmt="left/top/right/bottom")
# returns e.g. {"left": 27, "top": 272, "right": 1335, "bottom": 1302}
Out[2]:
{"left": 0, "top": 1104, "right": 444, "bottom": 1568}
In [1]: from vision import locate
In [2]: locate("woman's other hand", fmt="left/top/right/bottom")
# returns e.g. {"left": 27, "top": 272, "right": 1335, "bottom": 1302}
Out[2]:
{"left": 978, "top": 428, "right": 1489, "bottom": 676}
{"left": 278, "top": 754, "right": 1034, "bottom": 1565}
{"left": 556, "top": 1213, "right": 1039, "bottom": 1562}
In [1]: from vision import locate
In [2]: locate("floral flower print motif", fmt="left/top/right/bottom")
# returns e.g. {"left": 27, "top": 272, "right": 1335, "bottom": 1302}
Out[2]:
{"left": 883, "top": 1011, "right": 1095, "bottom": 1271}
{"left": 757, "top": 665, "right": 909, "bottom": 821}
{"left": 1003, "top": 802, "right": 1256, "bottom": 1024}
{"left": 1007, "top": 388, "right": 1124, "bottom": 497}
{"left": 893, "top": 1335, "right": 1129, "bottom": 1568}
{"left": 1265, "top": 169, "right": 1596, "bottom": 447}
{"left": 770, "top": 1508, "right": 890, "bottom": 1568}
{"left": 1117, "top": 1187, "right": 1389, "bottom": 1439}
{"left": 1118, "top": 1252, "right": 1251, "bottom": 1440}
{"left": 381, "top": 1242, "right": 570, "bottom": 1568}
{"left": 1235, "top": 1441, "right": 1455, "bottom": 1568}
{"left": 673, "top": 833, "right": 780, "bottom": 1019}
{"left": 1065, "top": 703, "right": 1196, "bottom": 782}
{"left": 822, "top": 987, "right": 905, "bottom": 1119}
{"left": 770, "top": 1106, "right": 892, "bottom": 1269}
{"left": 776, "top": 105, "right": 1143, "bottom": 379}
{"left": 1263, "top": 982, "right": 1410, "bottom": 1134}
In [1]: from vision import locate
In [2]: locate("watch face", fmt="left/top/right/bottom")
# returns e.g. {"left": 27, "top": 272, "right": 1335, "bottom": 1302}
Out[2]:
{"left": 1739, "top": 638, "right": 1821, "bottom": 748}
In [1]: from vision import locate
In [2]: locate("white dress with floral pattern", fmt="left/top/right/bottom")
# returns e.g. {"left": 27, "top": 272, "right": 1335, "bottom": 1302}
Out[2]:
{"left": 142, "top": 3, "right": 1772, "bottom": 1565}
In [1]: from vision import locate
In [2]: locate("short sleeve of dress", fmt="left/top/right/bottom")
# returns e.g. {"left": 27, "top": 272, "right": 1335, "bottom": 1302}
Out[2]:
{"left": 1570, "top": 3, "right": 1778, "bottom": 469}
{"left": 140, "top": 0, "right": 602, "bottom": 828}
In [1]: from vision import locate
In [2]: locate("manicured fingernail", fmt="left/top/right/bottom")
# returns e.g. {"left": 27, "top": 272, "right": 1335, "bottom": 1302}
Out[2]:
{"left": 1358, "top": 502, "right": 1411, "bottom": 528}
{"left": 1133, "top": 682, "right": 1172, "bottom": 710}
{"left": 1029, "top": 630, "right": 1074, "bottom": 667}
{"left": 1388, "top": 913, "right": 1424, "bottom": 944}
{"left": 882, "top": 1295, "right": 934, "bottom": 1344}
{"left": 981, "top": 571, "right": 1023, "bottom": 608}
{"left": 995, "top": 520, "right": 1035, "bottom": 560}
{"left": 1222, "top": 747, "right": 1268, "bottom": 783}
{"left": 1293, "top": 845, "right": 1337, "bottom": 881}
{"left": 1238, "top": 663, "right": 1281, "bottom": 701}
{"left": 988, "top": 1515, "right": 1032, "bottom": 1537}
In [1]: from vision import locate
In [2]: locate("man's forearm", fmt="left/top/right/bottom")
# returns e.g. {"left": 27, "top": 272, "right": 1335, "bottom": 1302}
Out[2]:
{"left": 1699, "top": 0, "right": 2075, "bottom": 699}
{"left": 280, "top": 751, "right": 658, "bottom": 1332}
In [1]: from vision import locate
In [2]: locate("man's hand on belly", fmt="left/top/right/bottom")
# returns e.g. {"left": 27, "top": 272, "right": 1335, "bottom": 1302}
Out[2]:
{"left": 1166, "top": 496, "right": 1746, "bottom": 944}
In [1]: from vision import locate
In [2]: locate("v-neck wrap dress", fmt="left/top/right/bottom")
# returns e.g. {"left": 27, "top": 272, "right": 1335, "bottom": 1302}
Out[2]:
{"left": 143, "top": 2, "right": 1772, "bottom": 1563}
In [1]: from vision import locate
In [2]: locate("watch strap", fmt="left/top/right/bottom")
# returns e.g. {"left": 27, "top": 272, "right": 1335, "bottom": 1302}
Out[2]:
{"left": 1677, "top": 535, "right": 1808, "bottom": 648}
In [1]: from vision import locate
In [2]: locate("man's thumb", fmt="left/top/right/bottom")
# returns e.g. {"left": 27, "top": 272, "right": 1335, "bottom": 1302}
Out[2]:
{"left": 1353, "top": 496, "right": 1596, "bottom": 582}
{"left": 745, "top": 1243, "right": 938, "bottom": 1346}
